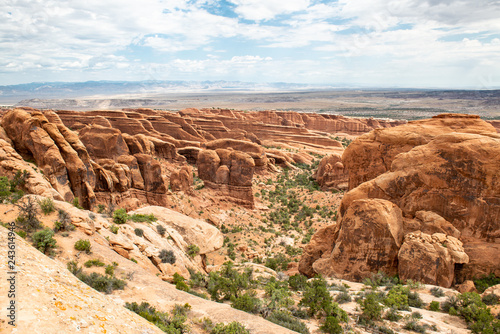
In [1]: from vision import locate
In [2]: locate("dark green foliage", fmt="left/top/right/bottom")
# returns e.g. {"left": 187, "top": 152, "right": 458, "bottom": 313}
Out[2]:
{"left": 408, "top": 290, "right": 425, "bottom": 308}
{"left": 113, "top": 208, "right": 128, "bottom": 224}
{"left": 482, "top": 294, "right": 499, "bottom": 306}
{"left": 429, "top": 301, "right": 440, "bottom": 312}
{"left": 97, "top": 204, "right": 106, "bottom": 213}
{"left": 385, "top": 307, "right": 402, "bottom": 321}
{"left": 362, "top": 271, "right": 399, "bottom": 288}
{"left": 157, "top": 224, "right": 166, "bottom": 237}
{"left": 474, "top": 274, "right": 500, "bottom": 293}
{"left": 267, "top": 310, "right": 310, "bottom": 334}
{"left": 335, "top": 291, "right": 352, "bottom": 304}
{"left": 207, "top": 262, "right": 252, "bottom": 302}
{"left": 125, "top": 301, "right": 189, "bottom": 333}
{"left": 231, "top": 291, "right": 261, "bottom": 314}
{"left": 159, "top": 249, "right": 176, "bottom": 264}
{"left": 130, "top": 213, "right": 157, "bottom": 223}
{"left": 173, "top": 273, "right": 190, "bottom": 292}
{"left": 358, "top": 292, "right": 384, "bottom": 321}
{"left": 110, "top": 224, "right": 119, "bottom": 234}
{"left": 264, "top": 277, "right": 294, "bottom": 311}
{"left": 446, "top": 292, "right": 500, "bottom": 334}
{"left": 72, "top": 197, "right": 82, "bottom": 209}
{"left": 68, "top": 261, "right": 126, "bottom": 294}
{"left": 188, "top": 269, "right": 207, "bottom": 289}
{"left": 441, "top": 295, "right": 459, "bottom": 313}
{"left": 38, "top": 197, "right": 55, "bottom": 214}
{"left": 403, "top": 320, "right": 427, "bottom": 334}
{"left": 0, "top": 171, "right": 27, "bottom": 203}
{"left": 32, "top": 228, "right": 57, "bottom": 254}
{"left": 299, "top": 276, "right": 347, "bottom": 321}
{"left": 376, "top": 325, "right": 395, "bottom": 334}
{"left": 320, "top": 316, "right": 342, "bottom": 334}
{"left": 187, "top": 244, "right": 200, "bottom": 258}
{"left": 288, "top": 274, "right": 308, "bottom": 291}
{"left": 74, "top": 239, "right": 91, "bottom": 253}
{"left": 430, "top": 287, "right": 445, "bottom": 297}
{"left": 105, "top": 264, "right": 115, "bottom": 276}
{"left": 384, "top": 285, "right": 410, "bottom": 310}
{"left": 84, "top": 259, "right": 105, "bottom": 268}
{"left": 265, "top": 253, "right": 290, "bottom": 272}
{"left": 134, "top": 228, "right": 144, "bottom": 237}
{"left": 211, "top": 321, "right": 249, "bottom": 334}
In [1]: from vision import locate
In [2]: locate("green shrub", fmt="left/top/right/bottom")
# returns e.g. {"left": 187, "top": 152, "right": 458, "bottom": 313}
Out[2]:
{"left": 362, "top": 271, "right": 399, "bottom": 288}
{"left": 474, "top": 274, "right": 500, "bottom": 293}
{"left": 299, "top": 276, "right": 337, "bottom": 317}
{"left": 320, "top": 316, "right": 342, "bottom": 334}
{"left": 265, "top": 253, "right": 290, "bottom": 272}
{"left": 159, "top": 249, "right": 176, "bottom": 264}
{"left": 130, "top": 258, "right": 138, "bottom": 264}
{"left": 187, "top": 244, "right": 200, "bottom": 258}
{"left": 384, "top": 285, "right": 410, "bottom": 310}
{"left": 441, "top": 295, "right": 459, "bottom": 313}
{"left": 105, "top": 264, "right": 115, "bottom": 276}
{"left": 430, "top": 287, "right": 445, "bottom": 297}
{"left": 69, "top": 262, "right": 125, "bottom": 294}
{"left": 403, "top": 320, "right": 427, "bottom": 334}
{"left": 267, "top": 310, "right": 310, "bottom": 334}
{"left": 84, "top": 259, "right": 105, "bottom": 268}
{"left": 157, "top": 224, "right": 166, "bottom": 237}
{"left": 15, "top": 230, "right": 26, "bottom": 238}
{"left": 429, "top": 301, "right": 440, "bottom": 311}
{"left": 207, "top": 262, "right": 252, "bottom": 302}
{"left": 53, "top": 221, "right": 63, "bottom": 232}
{"left": 72, "top": 197, "right": 83, "bottom": 209}
{"left": 15, "top": 196, "right": 41, "bottom": 232}
{"left": 231, "top": 292, "right": 261, "bottom": 314}
{"left": 113, "top": 208, "right": 128, "bottom": 224}
{"left": 211, "top": 321, "right": 250, "bottom": 334}
{"left": 482, "top": 294, "right": 499, "bottom": 306}
{"left": 38, "top": 197, "right": 55, "bottom": 215}
{"left": 385, "top": 307, "right": 402, "bottom": 321}
{"left": 264, "top": 277, "right": 294, "bottom": 311}
{"left": 110, "top": 224, "right": 119, "bottom": 234}
{"left": 125, "top": 302, "right": 188, "bottom": 333}
{"left": 358, "top": 292, "right": 384, "bottom": 321}
{"left": 335, "top": 291, "right": 352, "bottom": 304}
{"left": 97, "top": 204, "right": 106, "bottom": 213}
{"left": 32, "top": 228, "right": 57, "bottom": 254}
{"left": 134, "top": 228, "right": 144, "bottom": 237}
{"left": 74, "top": 239, "right": 91, "bottom": 254}
{"left": 130, "top": 213, "right": 157, "bottom": 223}
{"left": 408, "top": 290, "right": 425, "bottom": 308}
{"left": 288, "top": 274, "right": 308, "bottom": 291}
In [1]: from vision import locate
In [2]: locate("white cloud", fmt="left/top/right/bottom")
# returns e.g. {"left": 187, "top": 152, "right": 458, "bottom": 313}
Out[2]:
{"left": 228, "top": 0, "right": 311, "bottom": 21}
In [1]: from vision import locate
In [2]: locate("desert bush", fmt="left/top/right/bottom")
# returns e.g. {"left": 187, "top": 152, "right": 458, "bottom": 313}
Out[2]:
{"left": 38, "top": 197, "right": 55, "bottom": 215}
{"left": 109, "top": 224, "right": 119, "bottom": 234}
{"left": 441, "top": 295, "right": 459, "bottom": 313}
{"left": 482, "top": 294, "right": 499, "bottom": 306}
{"left": 362, "top": 271, "right": 399, "bottom": 288}
{"left": 430, "top": 287, "right": 445, "bottom": 297}
{"left": 15, "top": 196, "right": 41, "bottom": 232}
{"left": 130, "top": 213, "right": 157, "bottom": 223}
{"left": 112, "top": 208, "right": 128, "bottom": 224}
{"left": 299, "top": 276, "right": 345, "bottom": 319}
{"left": 84, "top": 259, "right": 105, "bottom": 268}
{"left": 385, "top": 307, "right": 402, "bottom": 321}
{"left": 125, "top": 301, "right": 189, "bottom": 333}
{"left": 358, "top": 292, "right": 384, "bottom": 321}
{"left": 320, "top": 316, "right": 342, "bottom": 334}
{"left": 134, "top": 228, "right": 144, "bottom": 237}
{"left": 32, "top": 228, "right": 56, "bottom": 254}
{"left": 429, "top": 301, "right": 441, "bottom": 312}
{"left": 156, "top": 224, "right": 166, "bottom": 237}
{"left": 335, "top": 291, "right": 352, "bottom": 304}
{"left": 207, "top": 262, "right": 253, "bottom": 302}
{"left": 384, "top": 285, "right": 410, "bottom": 310}
{"left": 264, "top": 277, "right": 294, "bottom": 311}
{"left": 187, "top": 244, "right": 200, "bottom": 258}
{"left": 288, "top": 274, "right": 308, "bottom": 291}
{"left": 74, "top": 239, "right": 91, "bottom": 254}
{"left": 408, "top": 290, "right": 425, "bottom": 308}
{"left": 265, "top": 253, "right": 290, "bottom": 272}
{"left": 474, "top": 274, "right": 500, "bottom": 293}
{"left": 68, "top": 261, "right": 125, "bottom": 294}
{"left": 403, "top": 319, "right": 427, "bottom": 334}
{"left": 173, "top": 273, "right": 190, "bottom": 292}
{"left": 105, "top": 264, "right": 115, "bottom": 276}
{"left": 72, "top": 197, "right": 82, "bottom": 209}
{"left": 159, "top": 249, "right": 176, "bottom": 264}
{"left": 267, "top": 310, "right": 310, "bottom": 334}
{"left": 97, "top": 204, "right": 106, "bottom": 213}
{"left": 231, "top": 291, "right": 261, "bottom": 314}
{"left": 211, "top": 321, "right": 249, "bottom": 334}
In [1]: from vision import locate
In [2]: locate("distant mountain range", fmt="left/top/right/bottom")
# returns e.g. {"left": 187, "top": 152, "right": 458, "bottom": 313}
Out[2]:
{"left": 0, "top": 80, "right": 340, "bottom": 102}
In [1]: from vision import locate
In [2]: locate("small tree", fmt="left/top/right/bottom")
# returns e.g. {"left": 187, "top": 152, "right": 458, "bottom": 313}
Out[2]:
{"left": 15, "top": 196, "right": 41, "bottom": 232}
{"left": 74, "top": 239, "right": 92, "bottom": 254}
{"left": 113, "top": 208, "right": 128, "bottom": 224}
{"left": 32, "top": 228, "right": 57, "bottom": 254}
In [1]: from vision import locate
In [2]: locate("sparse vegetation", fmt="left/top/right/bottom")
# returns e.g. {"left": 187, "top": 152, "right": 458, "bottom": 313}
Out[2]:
{"left": 84, "top": 259, "right": 105, "bottom": 268}
{"left": 187, "top": 244, "right": 200, "bottom": 258}
{"left": 113, "top": 208, "right": 128, "bottom": 224}
{"left": 130, "top": 213, "right": 157, "bottom": 223}
{"left": 74, "top": 239, "right": 91, "bottom": 254}
{"left": 134, "top": 228, "right": 144, "bottom": 237}
{"left": 32, "top": 228, "right": 57, "bottom": 254}
{"left": 157, "top": 224, "right": 166, "bottom": 237}
{"left": 125, "top": 301, "right": 189, "bottom": 333}
{"left": 67, "top": 261, "right": 126, "bottom": 294}
{"left": 211, "top": 321, "right": 249, "bottom": 334}
{"left": 38, "top": 197, "right": 55, "bottom": 215}
{"left": 110, "top": 224, "right": 119, "bottom": 234}
{"left": 159, "top": 249, "right": 176, "bottom": 264}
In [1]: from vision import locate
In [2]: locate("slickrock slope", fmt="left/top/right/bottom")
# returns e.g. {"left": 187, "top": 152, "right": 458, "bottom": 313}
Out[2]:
{"left": 301, "top": 115, "right": 500, "bottom": 287}
{"left": 0, "top": 226, "right": 164, "bottom": 334}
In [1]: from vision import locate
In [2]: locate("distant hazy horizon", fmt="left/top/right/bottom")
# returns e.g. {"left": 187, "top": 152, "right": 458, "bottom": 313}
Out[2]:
{"left": 1, "top": 1, "right": 499, "bottom": 89}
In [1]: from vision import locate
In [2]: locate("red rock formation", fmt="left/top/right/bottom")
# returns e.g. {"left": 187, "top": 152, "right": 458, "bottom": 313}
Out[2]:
{"left": 204, "top": 139, "right": 268, "bottom": 170}
{"left": 301, "top": 199, "right": 404, "bottom": 280}
{"left": 313, "top": 153, "right": 348, "bottom": 190}
{"left": 343, "top": 113, "right": 496, "bottom": 190}
{"left": 170, "top": 165, "right": 193, "bottom": 194}
{"left": 197, "top": 149, "right": 255, "bottom": 208}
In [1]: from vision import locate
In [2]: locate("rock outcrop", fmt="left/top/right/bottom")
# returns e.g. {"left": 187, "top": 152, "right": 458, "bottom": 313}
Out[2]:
{"left": 398, "top": 232, "right": 469, "bottom": 288}
{"left": 302, "top": 199, "right": 404, "bottom": 280}
{"left": 197, "top": 148, "right": 255, "bottom": 208}
{"left": 313, "top": 153, "right": 349, "bottom": 190}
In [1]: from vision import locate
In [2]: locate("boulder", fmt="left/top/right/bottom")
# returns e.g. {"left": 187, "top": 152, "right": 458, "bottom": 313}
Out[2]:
{"left": 398, "top": 232, "right": 469, "bottom": 288}
{"left": 313, "top": 153, "right": 349, "bottom": 190}
{"left": 302, "top": 199, "right": 404, "bottom": 280}
{"left": 170, "top": 165, "right": 193, "bottom": 194}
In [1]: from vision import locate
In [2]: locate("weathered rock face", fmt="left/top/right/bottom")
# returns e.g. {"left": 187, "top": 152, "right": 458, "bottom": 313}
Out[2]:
{"left": 302, "top": 199, "right": 404, "bottom": 280}
{"left": 343, "top": 114, "right": 497, "bottom": 190}
{"left": 197, "top": 148, "right": 255, "bottom": 208}
{"left": 398, "top": 232, "right": 469, "bottom": 288}
{"left": 170, "top": 165, "right": 193, "bottom": 194}
{"left": 298, "top": 225, "right": 337, "bottom": 278}
{"left": 341, "top": 132, "right": 500, "bottom": 241}
{"left": 204, "top": 138, "right": 268, "bottom": 170}
{"left": 1, "top": 109, "right": 96, "bottom": 208}
{"left": 313, "top": 153, "right": 349, "bottom": 191}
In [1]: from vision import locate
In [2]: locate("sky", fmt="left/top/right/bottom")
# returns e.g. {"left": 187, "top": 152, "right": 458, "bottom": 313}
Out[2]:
{"left": 1, "top": 0, "right": 500, "bottom": 88}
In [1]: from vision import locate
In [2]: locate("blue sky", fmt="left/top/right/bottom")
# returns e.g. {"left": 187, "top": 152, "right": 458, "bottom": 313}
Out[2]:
{"left": 1, "top": 0, "right": 499, "bottom": 88}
